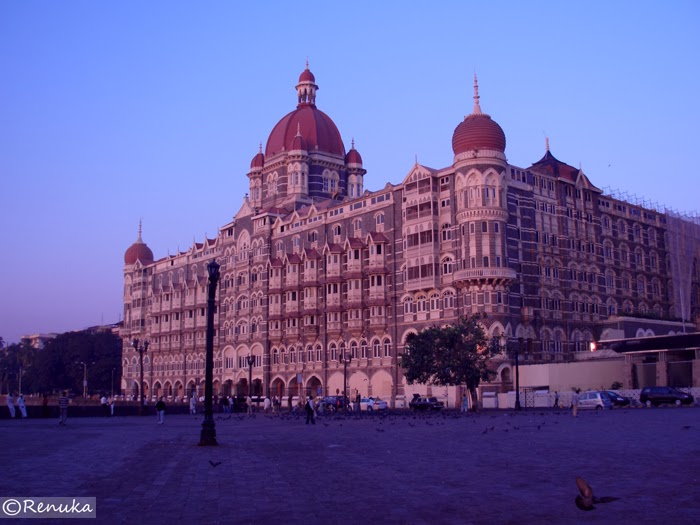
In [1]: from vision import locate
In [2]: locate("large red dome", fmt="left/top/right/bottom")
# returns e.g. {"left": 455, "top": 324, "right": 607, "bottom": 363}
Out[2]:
{"left": 452, "top": 113, "right": 506, "bottom": 155}
{"left": 265, "top": 105, "right": 345, "bottom": 157}
{"left": 124, "top": 241, "right": 154, "bottom": 265}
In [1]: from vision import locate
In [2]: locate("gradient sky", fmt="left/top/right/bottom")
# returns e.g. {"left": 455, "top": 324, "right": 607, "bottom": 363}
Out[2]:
{"left": 1, "top": 1, "right": 699, "bottom": 344}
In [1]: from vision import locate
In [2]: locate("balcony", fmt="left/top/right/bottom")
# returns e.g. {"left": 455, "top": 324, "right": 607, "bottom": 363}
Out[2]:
{"left": 452, "top": 267, "right": 517, "bottom": 285}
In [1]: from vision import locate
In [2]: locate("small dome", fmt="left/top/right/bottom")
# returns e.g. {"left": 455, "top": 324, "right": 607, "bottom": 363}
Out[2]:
{"left": 452, "top": 114, "right": 506, "bottom": 155}
{"left": 299, "top": 67, "right": 315, "bottom": 83}
{"left": 124, "top": 223, "right": 154, "bottom": 265}
{"left": 290, "top": 128, "right": 308, "bottom": 152}
{"left": 250, "top": 146, "right": 265, "bottom": 169}
{"left": 345, "top": 141, "right": 363, "bottom": 166}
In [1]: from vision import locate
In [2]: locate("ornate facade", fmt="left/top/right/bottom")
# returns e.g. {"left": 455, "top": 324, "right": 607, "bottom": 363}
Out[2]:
{"left": 121, "top": 66, "right": 700, "bottom": 402}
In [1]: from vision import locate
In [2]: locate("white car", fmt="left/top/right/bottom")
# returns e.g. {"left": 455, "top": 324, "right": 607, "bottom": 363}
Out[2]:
{"left": 360, "top": 397, "right": 388, "bottom": 411}
{"left": 577, "top": 391, "right": 613, "bottom": 410}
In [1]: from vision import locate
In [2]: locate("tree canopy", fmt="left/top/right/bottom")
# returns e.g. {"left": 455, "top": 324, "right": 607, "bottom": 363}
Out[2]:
{"left": 401, "top": 315, "right": 498, "bottom": 397}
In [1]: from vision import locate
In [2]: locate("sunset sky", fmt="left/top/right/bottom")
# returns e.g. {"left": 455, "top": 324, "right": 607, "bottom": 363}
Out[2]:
{"left": 1, "top": 1, "right": 698, "bottom": 343}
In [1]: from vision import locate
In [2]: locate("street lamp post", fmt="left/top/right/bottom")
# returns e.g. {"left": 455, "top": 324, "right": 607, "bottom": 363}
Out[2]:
{"left": 199, "top": 259, "right": 220, "bottom": 446}
{"left": 131, "top": 339, "right": 149, "bottom": 415}
{"left": 341, "top": 353, "right": 352, "bottom": 412}
{"left": 78, "top": 362, "right": 88, "bottom": 399}
{"left": 247, "top": 355, "right": 255, "bottom": 397}
{"left": 515, "top": 337, "right": 522, "bottom": 411}
{"left": 111, "top": 368, "right": 116, "bottom": 398}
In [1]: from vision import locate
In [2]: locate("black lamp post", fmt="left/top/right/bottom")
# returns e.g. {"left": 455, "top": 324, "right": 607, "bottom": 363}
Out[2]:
{"left": 341, "top": 352, "right": 352, "bottom": 412}
{"left": 111, "top": 368, "right": 116, "bottom": 398}
{"left": 515, "top": 337, "right": 522, "bottom": 411}
{"left": 247, "top": 355, "right": 255, "bottom": 397}
{"left": 132, "top": 339, "right": 149, "bottom": 415}
{"left": 199, "top": 259, "right": 220, "bottom": 446}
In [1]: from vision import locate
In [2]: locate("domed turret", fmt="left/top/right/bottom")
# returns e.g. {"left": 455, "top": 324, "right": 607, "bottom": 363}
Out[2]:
{"left": 124, "top": 221, "right": 154, "bottom": 265}
{"left": 452, "top": 75, "right": 506, "bottom": 155}
{"left": 345, "top": 139, "right": 363, "bottom": 166}
{"left": 265, "top": 63, "right": 345, "bottom": 158}
{"left": 250, "top": 143, "right": 265, "bottom": 170}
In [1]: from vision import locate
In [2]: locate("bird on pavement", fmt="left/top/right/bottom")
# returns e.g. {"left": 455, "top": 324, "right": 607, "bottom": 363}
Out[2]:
{"left": 575, "top": 476, "right": 619, "bottom": 511}
{"left": 209, "top": 460, "right": 222, "bottom": 467}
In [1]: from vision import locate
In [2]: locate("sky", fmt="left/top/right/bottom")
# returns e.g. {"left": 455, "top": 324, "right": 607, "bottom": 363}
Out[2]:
{"left": 1, "top": 1, "right": 699, "bottom": 344}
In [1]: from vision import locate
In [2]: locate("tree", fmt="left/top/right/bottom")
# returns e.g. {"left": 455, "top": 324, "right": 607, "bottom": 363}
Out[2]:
{"left": 401, "top": 315, "right": 498, "bottom": 411}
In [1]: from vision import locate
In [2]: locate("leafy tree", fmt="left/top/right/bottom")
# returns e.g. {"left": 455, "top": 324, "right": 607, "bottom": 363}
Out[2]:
{"left": 401, "top": 314, "right": 498, "bottom": 410}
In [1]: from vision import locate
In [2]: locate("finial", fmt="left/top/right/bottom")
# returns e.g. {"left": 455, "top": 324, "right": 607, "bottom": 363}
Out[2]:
{"left": 305, "top": 58, "right": 309, "bottom": 70}
{"left": 351, "top": 138, "right": 355, "bottom": 150}
{"left": 137, "top": 219, "right": 143, "bottom": 242}
{"left": 415, "top": 154, "right": 418, "bottom": 165}
{"left": 545, "top": 137, "right": 550, "bottom": 152}
{"left": 258, "top": 142, "right": 262, "bottom": 154}
{"left": 472, "top": 73, "right": 482, "bottom": 115}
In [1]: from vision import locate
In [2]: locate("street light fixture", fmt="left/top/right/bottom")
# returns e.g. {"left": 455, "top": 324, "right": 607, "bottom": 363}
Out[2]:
{"left": 199, "top": 259, "right": 220, "bottom": 446}
{"left": 76, "top": 361, "right": 94, "bottom": 399}
{"left": 341, "top": 352, "right": 352, "bottom": 412}
{"left": 131, "top": 339, "right": 149, "bottom": 415}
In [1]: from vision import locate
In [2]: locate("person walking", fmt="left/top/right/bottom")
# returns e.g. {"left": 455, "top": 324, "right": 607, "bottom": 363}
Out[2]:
{"left": 304, "top": 395, "right": 316, "bottom": 425}
{"left": 553, "top": 391, "right": 560, "bottom": 408}
{"left": 189, "top": 395, "right": 196, "bottom": 415}
{"left": 461, "top": 393, "right": 469, "bottom": 413}
{"left": 109, "top": 397, "right": 115, "bottom": 416}
{"left": 17, "top": 394, "right": 27, "bottom": 418}
{"left": 100, "top": 394, "right": 109, "bottom": 417}
{"left": 263, "top": 396, "right": 271, "bottom": 414}
{"left": 571, "top": 389, "right": 580, "bottom": 417}
{"left": 155, "top": 396, "right": 166, "bottom": 424}
{"left": 246, "top": 395, "right": 253, "bottom": 415}
{"left": 6, "top": 393, "right": 16, "bottom": 418}
{"left": 288, "top": 394, "right": 293, "bottom": 413}
{"left": 58, "top": 391, "right": 69, "bottom": 425}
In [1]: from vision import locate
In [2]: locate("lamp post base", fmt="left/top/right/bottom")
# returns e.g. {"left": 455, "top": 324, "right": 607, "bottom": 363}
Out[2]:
{"left": 198, "top": 420, "right": 218, "bottom": 446}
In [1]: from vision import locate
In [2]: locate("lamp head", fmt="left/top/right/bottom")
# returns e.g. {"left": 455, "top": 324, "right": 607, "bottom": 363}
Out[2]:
{"left": 207, "top": 260, "right": 221, "bottom": 280}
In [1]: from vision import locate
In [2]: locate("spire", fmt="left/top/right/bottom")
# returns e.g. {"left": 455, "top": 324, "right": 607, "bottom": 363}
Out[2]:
{"left": 545, "top": 137, "right": 550, "bottom": 152}
{"left": 305, "top": 57, "right": 309, "bottom": 70}
{"left": 137, "top": 219, "right": 143, "bottom": 242}
{"left": 472, "top": 73, "right": 482, "bottom": 115}
{"left": 258, "top": 142, "right": 262, "bottom": 154}
{"left": 351, "top": 138, "right": 355, "bottom": 149}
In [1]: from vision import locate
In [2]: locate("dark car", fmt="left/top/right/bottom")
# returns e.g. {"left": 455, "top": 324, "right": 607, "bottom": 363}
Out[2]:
{"left": 639, "top": 386, "right": 694, "bottom": 407}
{"left": 409, "top": 396, "right": 444, "bottom": 411}
{"left": 322, "top": 396, "right": 349, "bottom": 411}
{"left": 602, "top": 390, "right": 631, "bottom": 407}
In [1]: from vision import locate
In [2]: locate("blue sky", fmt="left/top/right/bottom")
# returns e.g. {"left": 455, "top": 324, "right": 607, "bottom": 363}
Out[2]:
{"left": 1, "top": 1, "right": 698, "bottom": 343}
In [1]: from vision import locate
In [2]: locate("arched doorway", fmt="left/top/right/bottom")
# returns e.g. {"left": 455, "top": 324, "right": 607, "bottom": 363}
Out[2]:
{"left": 270, "top": 377, "right": 285, "bottom": 399}
{"left": 252, "top": 379, "right": 263, "bottom": 397}
{"left": 236, "top": 378, "right": 249, "bottom": 396}
{"left": 306, "top": 376, "right": 323, "bottom": 398}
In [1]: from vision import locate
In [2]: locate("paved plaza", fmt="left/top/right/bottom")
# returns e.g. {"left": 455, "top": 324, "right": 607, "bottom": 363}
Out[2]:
{"left": 1, "top": 407, "right": 699, "bottom": 524}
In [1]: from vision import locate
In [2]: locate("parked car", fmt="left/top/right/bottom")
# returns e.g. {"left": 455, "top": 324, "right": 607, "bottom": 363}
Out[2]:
{"left": 322, "top": 396, "right": 349, "bottom": 411}
{"left": 639, "top": 387, "right": 694, "bottom": 407}
{"left": 360, "top": 397, "right": 388, "bottom": 411}
{"left": 409, "top": 396, "right": 444, "bottom": 411}
{"left": 577, "top": 391, "right": 613, "bottom": 410}
{"left": 602, "top": 390, "right": 631, "bottom": 407}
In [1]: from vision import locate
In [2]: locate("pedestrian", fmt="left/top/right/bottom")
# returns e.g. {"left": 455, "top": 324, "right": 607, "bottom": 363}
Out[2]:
{"left": 264, "top": 396, "right": 271, "bottom": 414}
{"left": 109, "top": 396, "right": 115, "bottom": 416}
{"left": 461, "top": 393, "right": 469, "bottom": 413}
{"left": 100, "top": 394, "right": 109, "bottom": 417}
{"left": 288, "top": 394, "right": 293, "bottom": 413}
{"left": 58, "top": 391, "right": 69, "bottom": 425}
{"left": 246, "top": 395, "right": 253, "bottom": 415}
{"left": 189, "top": 395, "right": 196, "bottom": 415}
{"left": 553, "top": 391, "right": 560, "bottom": 408}
{"left": 6, "top": 393, "right": 16, "bottom": 418}
{"left": 155, "top": 396, "right": 166, "bottom": 424}
{"left": 571, "top": 389, "right": 580, "bottom": 417}
{"left": 17, "top": 394, "right": 27, "bottom": 418}
{"left": 305, "top": 395, "right": 316, "bottom": 425}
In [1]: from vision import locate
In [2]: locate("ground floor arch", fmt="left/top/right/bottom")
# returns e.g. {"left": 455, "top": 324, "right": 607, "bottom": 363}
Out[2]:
{"left": 306, "top": 375, "right": 323, "bottom": 397}
{"left": 369, "top": 369, "right": 393, "bottom": 398}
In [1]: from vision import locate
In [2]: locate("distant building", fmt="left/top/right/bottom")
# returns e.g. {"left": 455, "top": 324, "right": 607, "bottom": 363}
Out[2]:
{"left": 121, "top": 65, "right": 700, "bottom": 403}
{"left": 20, "top": 333, "right": 59, "bottom": 349}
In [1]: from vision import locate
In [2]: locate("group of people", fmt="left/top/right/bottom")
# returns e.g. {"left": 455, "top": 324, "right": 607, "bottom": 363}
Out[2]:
{"left": 5, "top": 393, "right": 28, "bottom": 418}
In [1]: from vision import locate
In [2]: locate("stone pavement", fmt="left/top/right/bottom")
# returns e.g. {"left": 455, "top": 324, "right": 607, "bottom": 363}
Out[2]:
{"left": 1, "top": 407, "right": 699, "bottom": 524}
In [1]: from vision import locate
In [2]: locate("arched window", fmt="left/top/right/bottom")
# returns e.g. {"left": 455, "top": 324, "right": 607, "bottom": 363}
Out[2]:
{"left": 383, "top": 338, "right": 391, "bottom": 357}
{"left": 329, "top": 343, "right": 337, "bottom": 361}
{"left": 373, "top": 340, "right": 380, "bottom": 358}
{"left": 361, "top": 340, "right": 368, "bottom": 359}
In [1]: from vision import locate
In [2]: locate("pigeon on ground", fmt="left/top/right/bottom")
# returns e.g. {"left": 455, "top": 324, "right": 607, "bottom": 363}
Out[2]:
{"left": 575, "top": 476, "right": 619, "bottom": 511}
{"left": 209, "top": 460, "right": 222, "bottom": 467}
